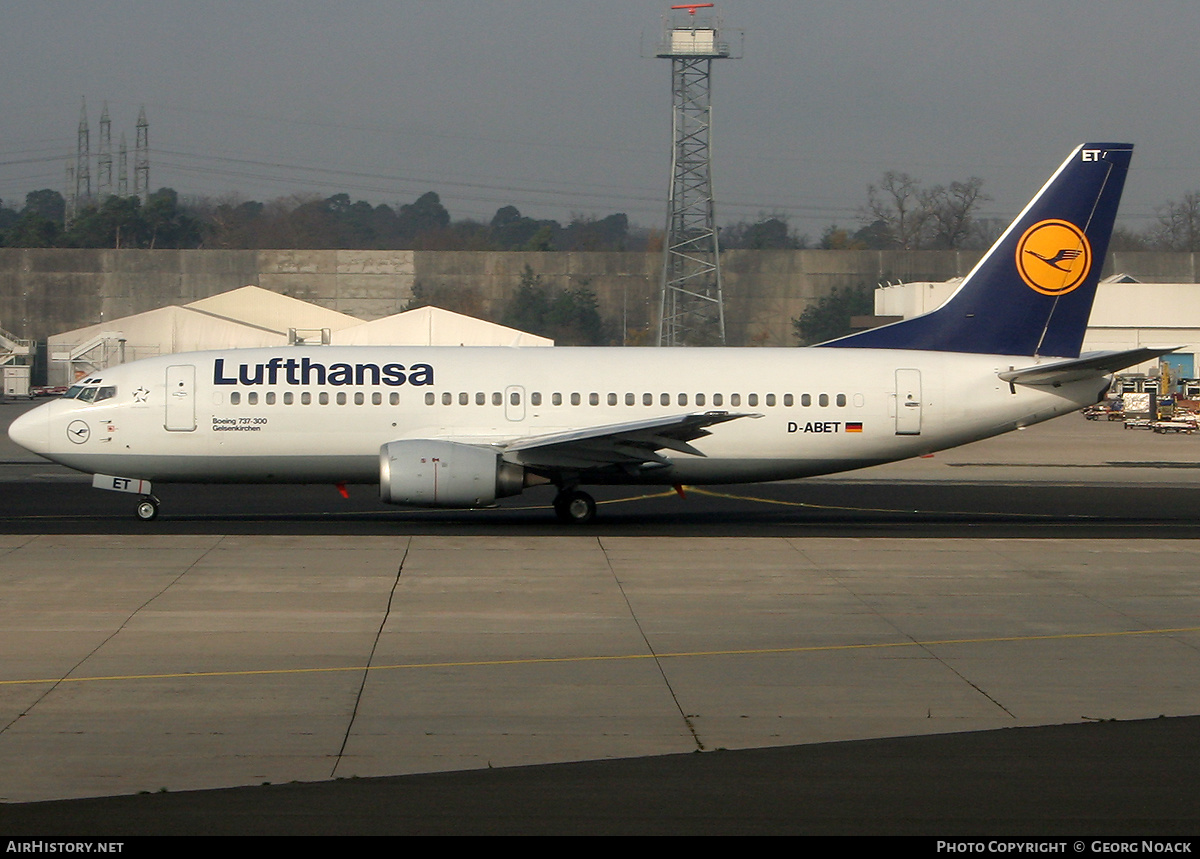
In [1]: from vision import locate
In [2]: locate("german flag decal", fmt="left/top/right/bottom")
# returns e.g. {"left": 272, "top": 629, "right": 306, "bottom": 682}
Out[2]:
{"left": 846, "top": 422, "right": 863, "bottom": 433}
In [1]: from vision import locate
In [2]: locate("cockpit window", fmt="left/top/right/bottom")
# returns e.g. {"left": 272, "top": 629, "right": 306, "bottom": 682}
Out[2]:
{"left": 62, "top": 383, "right": 117, "bottom": 403}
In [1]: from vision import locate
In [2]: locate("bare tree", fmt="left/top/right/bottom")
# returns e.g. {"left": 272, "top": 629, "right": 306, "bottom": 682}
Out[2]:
{"left": 862, "top": 173, "right": 990, "bottom": 250}
{"left": 923, "top": 178, "right": 990, "bottom": 249}
{"left": 864, "top": 171, "right": 928, "bottom": 249}
{"left": 1108, "top": 225, "right": 1152, "bottom": 252}
{"left": 1152, "top": 191, "right": 1200, "bottom": 251}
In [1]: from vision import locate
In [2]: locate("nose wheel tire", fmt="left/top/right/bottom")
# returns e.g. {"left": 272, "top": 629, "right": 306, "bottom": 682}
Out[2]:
{"left": 554, "top": 489, "right": 596, "bottom": 524}
{"left": 135, "top": 496, "right": 160, "bottom": 522}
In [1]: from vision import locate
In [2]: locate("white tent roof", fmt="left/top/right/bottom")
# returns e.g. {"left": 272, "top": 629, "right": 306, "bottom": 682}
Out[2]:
{"left": 48, "top": 305, "right": 290, "bottom": 383}
{"left": 50, "top": 305, "right": 289, "bottom": 355}
{"left": 333, "top": 306, "right": 552, "bottom": 347}
{"left": 186, "top": 285, "right": 360, "bottom": 333}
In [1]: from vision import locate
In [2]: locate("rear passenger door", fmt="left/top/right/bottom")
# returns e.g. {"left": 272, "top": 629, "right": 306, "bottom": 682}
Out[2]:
{"left": 894, "top": 369, "right": 922, "bottom": 435}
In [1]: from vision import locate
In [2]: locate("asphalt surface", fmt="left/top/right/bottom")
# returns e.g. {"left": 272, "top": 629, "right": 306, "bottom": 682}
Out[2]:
{"left": 2, "top": 474, "right": 1200, "bottom": 538}
{"left": 5, "top": 715, "right": 1199, "bottom": 836}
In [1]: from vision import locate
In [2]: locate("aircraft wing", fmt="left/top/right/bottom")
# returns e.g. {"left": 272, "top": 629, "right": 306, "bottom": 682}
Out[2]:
{"left": 501, "top": 411, "right": 757, "bottom": 470}
{"left": 998, "top": 347, "right": 1179, "bottom": 387}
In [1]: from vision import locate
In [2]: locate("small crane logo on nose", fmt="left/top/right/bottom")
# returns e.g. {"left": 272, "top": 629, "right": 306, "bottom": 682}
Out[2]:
{"left": 67, "top": 420, "right": 90, "bottom": 444}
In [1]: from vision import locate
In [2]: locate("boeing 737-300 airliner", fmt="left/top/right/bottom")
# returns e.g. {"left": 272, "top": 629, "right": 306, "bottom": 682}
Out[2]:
{"left": 8, "top": 143, "right": 1167, "bottom": 522}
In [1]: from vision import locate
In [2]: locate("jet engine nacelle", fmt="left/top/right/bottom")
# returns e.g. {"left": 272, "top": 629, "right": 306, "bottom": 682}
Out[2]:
{"left": 379, "top": 439, "right": 525, "bottom": 508}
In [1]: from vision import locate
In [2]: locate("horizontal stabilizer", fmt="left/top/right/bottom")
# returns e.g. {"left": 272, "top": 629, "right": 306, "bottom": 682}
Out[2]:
{"left": 998, "top": 347, "right": 1178, "bottom": 386}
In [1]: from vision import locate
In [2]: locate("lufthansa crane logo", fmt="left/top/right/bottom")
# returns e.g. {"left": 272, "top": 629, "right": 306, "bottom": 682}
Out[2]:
{"left": 66, "top": 420, "right": 90, "bottom": 444}
{"left": 1015, "top": 219, "right": 1092, "bottom": 296}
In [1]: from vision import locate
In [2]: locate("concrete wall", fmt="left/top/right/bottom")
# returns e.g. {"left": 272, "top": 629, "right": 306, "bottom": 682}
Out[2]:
{"left": 1, "top": 248, "right": 1194, "bottom": 347}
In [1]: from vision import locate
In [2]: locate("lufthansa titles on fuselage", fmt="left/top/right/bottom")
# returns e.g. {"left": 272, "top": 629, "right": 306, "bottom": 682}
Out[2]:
{"left": 213, "top": 357, "right": 434, "bottom": 387}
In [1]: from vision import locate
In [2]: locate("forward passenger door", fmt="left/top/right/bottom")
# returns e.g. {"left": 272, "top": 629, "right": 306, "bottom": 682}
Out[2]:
{"left": 165, "top": 365, "right": 196, "bottom": 432}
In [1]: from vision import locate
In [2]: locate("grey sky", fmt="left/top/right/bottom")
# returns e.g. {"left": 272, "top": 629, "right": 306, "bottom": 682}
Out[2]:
{"left": 2, "top": 1, "right": 1196, "bottom": 239}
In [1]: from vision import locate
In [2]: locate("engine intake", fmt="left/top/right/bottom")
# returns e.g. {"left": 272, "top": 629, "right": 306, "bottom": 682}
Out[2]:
{"left": 379, "top": 439, "right": 525, "bottom": 508}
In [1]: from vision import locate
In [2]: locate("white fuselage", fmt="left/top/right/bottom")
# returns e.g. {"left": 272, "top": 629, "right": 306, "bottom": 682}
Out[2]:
{"left": 9, "top": 346, "right": 1105, "bottom": 487}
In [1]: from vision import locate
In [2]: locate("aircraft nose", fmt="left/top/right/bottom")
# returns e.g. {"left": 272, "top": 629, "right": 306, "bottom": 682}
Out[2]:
{"left": 8, "top": 404, "right": 50, "bottom": 456}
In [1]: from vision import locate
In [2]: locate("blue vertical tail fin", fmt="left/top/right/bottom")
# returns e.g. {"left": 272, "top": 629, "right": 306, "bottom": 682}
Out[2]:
{"left": 822, "top": 143, "right": 1133, "bottom": 358}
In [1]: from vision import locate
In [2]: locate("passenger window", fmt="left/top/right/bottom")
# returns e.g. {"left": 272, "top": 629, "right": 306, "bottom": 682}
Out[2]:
{"left": 730, "top": 394, "right": 741, "bottom": 407}
{"left": 459, "top": 392, "right": 469, "bottom": 405}
{"left": 355, "top": 392, "right": 365, "bottom": 405}
{"left": 553, "top": 393, "right": 563, "bottom": 406}
{"left": 320, "top": 392, "right": 329, "bottom": 405}
{"left": 801, "top": 394, "right": 811, "bottom": 407}
{"left": 626, "top": 393, "right": 635, "bottom": 406}
{"left": 608, "top": 393, "right": 617, "bottom": 406}
{"left": 302, "top": 392, "right": 312, "bottom": 405}
{"left": 642, "top": 393, "right": 652, "bottom": 406}
{"left": 390, "top": 393, "right": 399, "bottom": 405}
{"left": 266, "top": 392, "right": 277, "bottom": 405}
{"left": 425, "top": 392, "right": 434, "bottom": 405}
{"left": 373, "top": 392, "right": 382, "bottom": 405}
{"left": 531, "top": 392, "right": 541, "bottom": 406}
{"left": 476, "top": 392, "right": 486, "bottom": 405}
{"left": 661, "top": 393, "right": 670, "bottom": 406}
{"left": 678, "top": 393, "right": 688, "bottom": 406}
{"left": 713, "top": 394, "right": 723, "bottom": 407}
{"left": 748, "top": 394, "right": 758, "bottom": 407}
{"left": 492, "top": 392, "right": 502, "bottom": 406}
{"left": 571, "top": 393, "right": 581, "bottom": 406}
{"left": 589, "top": 393, "right": 599, "bottom": 406}
{"left": 248, "top": 392, "right": 258, "bottom": 405}
{"left": 230, "top": 392, "right": 241, "bottom": 405}
{"left": 696, "top": 393, "right": 706, "bottom": 406}
{"left": 783, "top": 394, "right": 793, "bottom": 407}
{"left": 337, "top": 392, "right": 347, "bottom": 405}
{"left": 765, "top": 394, "right": 775, "bottom": 407}
{"left": 442, "top": 392, "right": 452, "bottom": 405}
{"left": 284, "top": 392, "right": 294, "bottom": 405}
{"left": 819, "top": 393, "right": 829, "bottom": 407}
{"left": 836, "top": 393, "right": 847, "bottom": 407}
{"left": 510, "top": 391, "right": 521, "bottom": 406}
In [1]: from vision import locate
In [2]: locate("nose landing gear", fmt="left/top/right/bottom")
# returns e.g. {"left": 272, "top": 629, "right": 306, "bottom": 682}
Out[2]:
{"left": 135, "top": 495, "right": 160, "bottom": 521}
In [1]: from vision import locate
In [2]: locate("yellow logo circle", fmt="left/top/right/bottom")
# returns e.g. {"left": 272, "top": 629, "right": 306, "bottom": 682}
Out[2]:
{"left": 1015, "top": 219, "right": 1092, "bottom": 296}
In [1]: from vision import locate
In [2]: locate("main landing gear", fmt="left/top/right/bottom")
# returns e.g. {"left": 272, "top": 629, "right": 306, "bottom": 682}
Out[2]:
{"left": 135, "top": 495, "right": 160, "bottom": 522}
{"left": 553, "top": 489, "right": 596, "bottom": 524}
